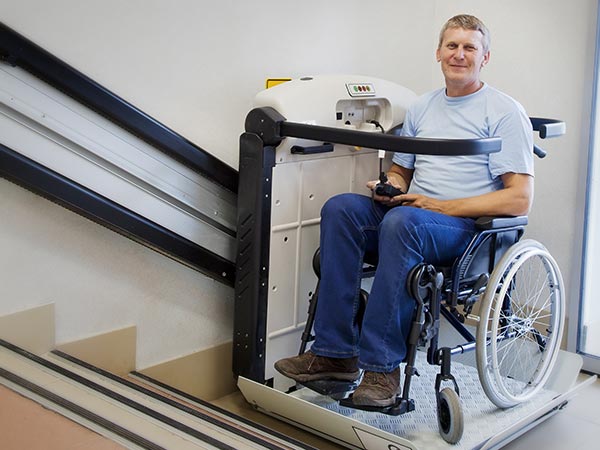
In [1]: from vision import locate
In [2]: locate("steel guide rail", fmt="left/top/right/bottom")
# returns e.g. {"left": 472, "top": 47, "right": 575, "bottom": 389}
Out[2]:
{"left": 0, "top": 144, "right": 235, "bottom": 286}
{"left": 0, "top": 21, "right": 238, "bottom": 194}
{"left": 0, "top": 21, "right": 237, "bottom": 285}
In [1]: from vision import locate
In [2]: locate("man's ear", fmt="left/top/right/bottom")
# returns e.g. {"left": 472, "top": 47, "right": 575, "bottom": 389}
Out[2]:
{"left": 436, "top": 48, "right": 441, "bottom": 62}
{"left": 481, "top": 51, "right": 491, "bottom": 67}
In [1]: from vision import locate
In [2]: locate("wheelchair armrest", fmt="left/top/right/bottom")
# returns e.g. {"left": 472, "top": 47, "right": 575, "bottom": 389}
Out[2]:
{"left": 475, "top": 216, "right": 528, "bottom": 230}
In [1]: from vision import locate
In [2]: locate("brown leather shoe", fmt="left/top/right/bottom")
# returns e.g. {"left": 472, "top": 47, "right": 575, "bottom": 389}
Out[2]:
{"left": 274, "top": 351, "right": 360, "bottom": 383}
{"left": 351, "top": 367, "right": 400, "bottom": 407}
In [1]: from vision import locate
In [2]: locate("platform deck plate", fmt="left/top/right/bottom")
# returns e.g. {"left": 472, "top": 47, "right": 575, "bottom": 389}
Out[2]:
{"left": 239, "top": 351, "right": 589, "bottom": 450}
{"left": 291, "top": 351, "right": 557, "bottom": 450}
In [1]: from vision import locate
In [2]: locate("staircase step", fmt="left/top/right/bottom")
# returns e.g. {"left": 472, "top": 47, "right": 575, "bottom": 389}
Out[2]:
{"left": 0, "top": 339, "right": 313, "bottom": 450}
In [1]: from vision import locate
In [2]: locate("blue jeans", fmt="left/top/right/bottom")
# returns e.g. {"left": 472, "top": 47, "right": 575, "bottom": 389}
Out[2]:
{"left": 310, "top": 193, "right": 477, "bottom": 372}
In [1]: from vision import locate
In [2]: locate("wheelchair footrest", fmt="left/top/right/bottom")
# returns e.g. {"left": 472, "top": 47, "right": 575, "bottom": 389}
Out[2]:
{"left": 339, "top": 395, "right": 415, "bottom": 416}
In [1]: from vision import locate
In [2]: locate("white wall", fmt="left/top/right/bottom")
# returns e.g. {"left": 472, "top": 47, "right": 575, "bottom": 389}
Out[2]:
{"left": 0, "top": 0, "right": 596, "bottom": 366}
{"left": 0, "top": 178, "right": 233, "bottom": 368}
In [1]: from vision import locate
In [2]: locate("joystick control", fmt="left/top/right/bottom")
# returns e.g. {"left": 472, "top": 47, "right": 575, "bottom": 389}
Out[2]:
{"left": 374, "top": 173, "right": 405, "bottom": 197}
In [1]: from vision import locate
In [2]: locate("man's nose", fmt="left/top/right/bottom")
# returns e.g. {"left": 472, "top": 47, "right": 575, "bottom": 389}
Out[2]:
{"left": 454, "top": 47, "right": 466, "bottom": 59}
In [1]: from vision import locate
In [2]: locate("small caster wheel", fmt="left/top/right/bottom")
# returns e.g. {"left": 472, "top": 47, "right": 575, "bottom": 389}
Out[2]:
{"left": 437, "top": 387, "right": 464, "bottom": 444}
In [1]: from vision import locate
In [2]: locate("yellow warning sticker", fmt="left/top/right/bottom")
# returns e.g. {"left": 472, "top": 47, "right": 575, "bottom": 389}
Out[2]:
{"left": 266, "top": 78, "right": 292, "bottom": 89}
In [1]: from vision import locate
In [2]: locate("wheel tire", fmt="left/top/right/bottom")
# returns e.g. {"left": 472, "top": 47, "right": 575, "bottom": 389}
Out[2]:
{"left": 437, "top": 388, "right": 464, "bottom": 444}
{"left": 476, "top": 239, "right": 565, "bottom": 408}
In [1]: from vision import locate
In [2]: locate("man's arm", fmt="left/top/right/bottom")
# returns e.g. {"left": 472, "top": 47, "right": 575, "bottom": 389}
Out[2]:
{"left": 386, "top": 164, "right": 414, "bottom": 193}
{"left": 398, "top": 172, "right": 533, "bottom": 217}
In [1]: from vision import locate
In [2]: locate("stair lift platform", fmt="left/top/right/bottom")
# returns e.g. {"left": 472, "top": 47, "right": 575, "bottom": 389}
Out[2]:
{"left": 233, "top": 75, "right": 595, "bottom": 450}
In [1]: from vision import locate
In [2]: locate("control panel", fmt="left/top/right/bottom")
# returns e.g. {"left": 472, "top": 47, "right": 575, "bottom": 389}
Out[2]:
{"left": 346, "top": 83, "right": 377, "bottom": 97}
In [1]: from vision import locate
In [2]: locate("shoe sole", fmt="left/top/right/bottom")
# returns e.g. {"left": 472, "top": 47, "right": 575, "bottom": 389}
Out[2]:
{"left": 351, "top": 385, "right": 401, "bottom": 408}
{"left": 275, "top": 366, "right": 360, "bottom": 383}
{"left": 350, "top": 394, "right": 397, "bottom": 408}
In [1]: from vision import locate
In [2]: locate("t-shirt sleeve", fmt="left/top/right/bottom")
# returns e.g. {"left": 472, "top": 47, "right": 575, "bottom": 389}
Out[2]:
{"left": 489, "top": 104, "right": 534, "bottom": 178}
{"left": 392, "top": 108, "right": 416, "bottom": 169}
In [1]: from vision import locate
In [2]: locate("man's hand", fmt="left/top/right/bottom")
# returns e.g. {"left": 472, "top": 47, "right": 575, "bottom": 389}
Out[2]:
{"left": 399, "top": 194, "right": 446, "bottom": 213}
{"left": 367, "top": 179, "right": 406, "bottom": 206}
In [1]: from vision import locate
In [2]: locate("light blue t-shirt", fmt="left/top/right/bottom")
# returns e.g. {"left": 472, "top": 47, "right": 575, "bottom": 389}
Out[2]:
{"left": 392, "top": 83, "right": 534, "bottom": 200}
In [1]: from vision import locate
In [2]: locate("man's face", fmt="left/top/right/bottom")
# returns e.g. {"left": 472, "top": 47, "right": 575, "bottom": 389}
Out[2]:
{"left": 436, "top": 27, "right": 490, "bottom": 96}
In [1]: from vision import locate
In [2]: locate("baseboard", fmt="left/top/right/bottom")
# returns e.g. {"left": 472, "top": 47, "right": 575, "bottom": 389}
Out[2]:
{"left": 55, "top": 326, "right": 136, "bottom": 376}
{"left": 0, "top": 303, "right": 55, "bottom": 355}
{"left": 138, "top": 341, "right": 236, "bottom": 402}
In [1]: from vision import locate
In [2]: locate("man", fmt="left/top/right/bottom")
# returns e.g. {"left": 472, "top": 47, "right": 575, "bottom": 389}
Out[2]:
{"left": 275, "top": 14, "right": 534, "bottom": 407}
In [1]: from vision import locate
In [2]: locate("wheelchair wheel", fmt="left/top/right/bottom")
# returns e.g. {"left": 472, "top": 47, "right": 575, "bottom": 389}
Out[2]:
{"left": 476, "top": 239, "right": 565, "bottom": 408}
{"left": 437, "top": 388, "right": 464, "bottom": 444}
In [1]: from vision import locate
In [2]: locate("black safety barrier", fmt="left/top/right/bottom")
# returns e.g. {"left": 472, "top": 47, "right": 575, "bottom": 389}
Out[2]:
{"left": 245, "top": 106, "right": 503, "bottom": 155}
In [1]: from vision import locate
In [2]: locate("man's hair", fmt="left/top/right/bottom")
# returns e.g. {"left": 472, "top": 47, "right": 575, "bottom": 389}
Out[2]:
{"left": 438, "top": 14, "right": 490, "bottom": 53}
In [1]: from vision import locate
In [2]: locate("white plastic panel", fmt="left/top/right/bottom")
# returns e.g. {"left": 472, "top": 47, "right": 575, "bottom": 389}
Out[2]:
{"left": 265, "top": 150, "right": 379, "bottom": 379}
{"left": 297, "top": 223, "right": 321, "bottom": 327}
{"left": 271, "top": 163, "right": 301, "bottom": 227}
{"left": 267, "top": 227, "right": 300, "bottom": 334}
{"left": 352, "top": 151, "right": 386, "bottom": 195}
{"left": 301, "top": 154, "right": 355, "bottom": 220}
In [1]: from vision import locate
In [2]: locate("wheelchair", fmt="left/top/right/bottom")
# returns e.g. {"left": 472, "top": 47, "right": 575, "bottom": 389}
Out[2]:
{"left": 294, "top": 120, "right": 566, "bottom": 443}
{"left": 298, "top": 215, "right": 565, "bottom": 444}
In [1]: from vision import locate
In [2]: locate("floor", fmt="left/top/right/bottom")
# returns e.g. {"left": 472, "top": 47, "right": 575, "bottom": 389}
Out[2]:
{"left": 0, "top": 372, "right": 598, "bottom": 449}
{"left": 501, "top": 372, "right": 599, "bottom": 450}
